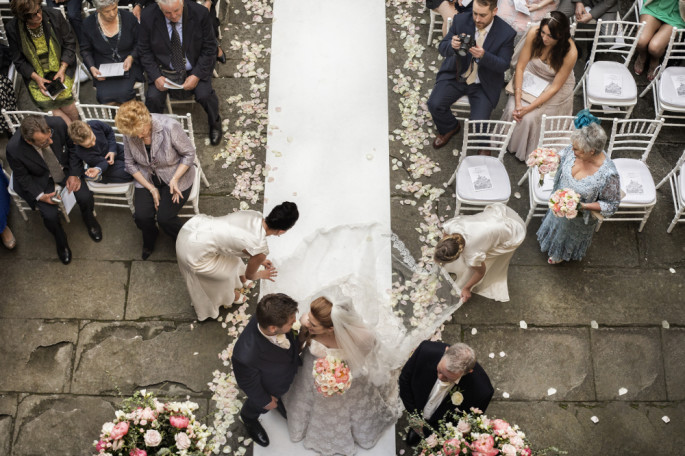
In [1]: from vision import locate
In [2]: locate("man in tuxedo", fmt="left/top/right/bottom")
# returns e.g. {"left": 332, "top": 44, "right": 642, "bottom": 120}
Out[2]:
{"left": 399, "top": 341, "right": 494, "bottom": 446}
{"left": 427, "top": 0, "right": 516, "bottom": 150}
{"left": 232, "top": 293, "right": 301, "bottom": 447}
{"left": 138, "top": 0, "right": 222, "bottom": 145}
{"left": 6, "top": 116, "right": 102, "bottom": 264}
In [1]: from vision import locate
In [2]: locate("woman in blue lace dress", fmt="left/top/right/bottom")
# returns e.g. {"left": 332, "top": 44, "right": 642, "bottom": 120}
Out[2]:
{"left": 537, "top": 114, "right": 621, "bottom": 264}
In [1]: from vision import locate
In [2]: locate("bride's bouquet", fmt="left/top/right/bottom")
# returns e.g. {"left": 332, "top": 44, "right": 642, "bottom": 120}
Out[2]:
{"left": 414, "top": 408, "right": 532, "bottom": 456}
{"left": 549, "top": 188, "right": 581, "bottom": 219}
{"left": 93, "top": 390, "right": 213, "bottom": 456}
{"left": 312, "top": 354, "right": 353, "bottom": 397}
{"left": 526, "top": 148, "right": 560, "bottom": 185}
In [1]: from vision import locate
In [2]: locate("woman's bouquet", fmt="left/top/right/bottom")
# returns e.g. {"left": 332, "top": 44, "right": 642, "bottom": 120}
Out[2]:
{"left": 549, "top": 188, "right": 581, "bottom": 219}
{"left": 93, "top": 390, "right": 213, "bottom": 456}
{"left": 526, "top": 148, "right": 560, "bottom": 185}
{"left": 415, "top": 408, "right": 532, "bottom": 456}
{"left": 312, "top": 354, "right": 353, "bottom": 397}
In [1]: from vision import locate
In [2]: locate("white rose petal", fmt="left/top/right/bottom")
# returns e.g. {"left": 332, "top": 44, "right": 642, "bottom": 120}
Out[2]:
{"left": 591, "top": 416, "right": 599, "bottom": 423}
{"left": 618, "top": 387, "right": 628, "bottom": 396}
{"left": 489, "top": 353, "right": 495, "bottom": 358}
{"left": 514, "top": 192, "right": 521, "bottom": 199}
{"left": 662, "top": 416, "right": 670, "bottom": 423}
{"left": 519, "top": 320, "right": 528, "bottom": 329}
{"left": 366, "top": 154, "right": 374, "bottom": 160}
{"left": 471, "top": 328, "right": 477, "bottom": 335}
{"left": 662, "top": 320, "right": 670, "bottom": 329}
{"left": 669, "top": 268, "right": 676, "bottom": 273}
{"left": 502, "top": 392, "right": 510, "bottom": 398}
{"left": 591, "top": 320, "right": 598, "bottom": 329}
{"left": 547, "top": 387, "right": 557, "bottom": 396}
{"left": 193, "top": 352, "right": 198, "bottom": 356}
{"left": 499, "top": 351, "right": 506, "bottom": 357}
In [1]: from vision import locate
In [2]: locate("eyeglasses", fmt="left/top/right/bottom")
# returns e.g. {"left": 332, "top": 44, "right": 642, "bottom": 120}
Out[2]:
{"left": 23, "top": 8, "right": 41, "bottom": 21}
{"left": 33, "top": 128, "right": 53, "bottom": 148}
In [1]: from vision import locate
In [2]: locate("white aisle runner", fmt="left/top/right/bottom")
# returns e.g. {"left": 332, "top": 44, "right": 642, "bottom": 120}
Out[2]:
{"left": 257, "top": 0, "right": 394, "bottom": 454}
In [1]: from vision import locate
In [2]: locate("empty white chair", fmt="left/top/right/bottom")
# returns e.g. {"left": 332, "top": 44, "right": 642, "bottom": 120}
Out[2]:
{"left": 639, "top": 28, "right": 685, "bottom": 127}
{"left": 575, "top": 20, "right": 644, "bottom": 119}
{"left": 447, "top": 120, "right": 516, "bottom": 215}
{"left": 519, "top": 115, "right": 578, "bottom": 225}
{"left": 656, "top": 148, "right": 685, "bottom": 233}
{"left": 597, "top": 118, "right": 664, "bottom": 232}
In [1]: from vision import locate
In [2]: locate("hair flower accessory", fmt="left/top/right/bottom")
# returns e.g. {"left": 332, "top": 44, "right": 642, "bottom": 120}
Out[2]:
{"left": 574, "top": 109, "right": 601, "bottom": 129}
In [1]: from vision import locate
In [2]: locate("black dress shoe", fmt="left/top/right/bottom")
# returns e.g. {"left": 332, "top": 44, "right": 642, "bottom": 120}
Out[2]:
{"left": 240, "top": 414, "right": 269, "bottom": 447}
{"left": 209, "top": 124, "right": 222, "bottom": 146}
{"left": 85, "top": 217, "right": 102, "bottom": 242}
{"left": 405, "top": 428, "right": 422, "bottom": 446}
{"left": 57, "top": 245, "right": 72, "bottom": 265}
{"left": 217, "top": 46, "right": 226, "bottom": 64}
{"left": 276, "top": 399, "right": 287, "bottom": 420}
{"left": 142, "top": 248, "right": 153, "bottom": 260}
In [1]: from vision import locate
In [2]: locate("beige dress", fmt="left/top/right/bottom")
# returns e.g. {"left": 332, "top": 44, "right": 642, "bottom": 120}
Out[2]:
{"left": 502, "top": 57, "right": 575, "bottom": 161}
{"left": 442, "top": 204, "right": 526, "bottom": 302}
{"left": 176, "top": 210, "right": 268, "bottom": 321}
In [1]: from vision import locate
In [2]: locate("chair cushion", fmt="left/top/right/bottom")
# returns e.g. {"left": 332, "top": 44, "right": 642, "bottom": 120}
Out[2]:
{"left": 456, "top": 156, "right": 511, "bottom": 202}
{"left": 530, "top": 166, "right": 554, "bottom": 202}
{"left": 613, "top": 158, "right": 656, "bottom": 204}
{"left": 87, "top": 181, "right": 133, "bottom": 194}
{"left": 587, "top": 61, "right": 637, "bottom": 103}
{"left": 658, "top": 66, "right": 685, "bottom": 110}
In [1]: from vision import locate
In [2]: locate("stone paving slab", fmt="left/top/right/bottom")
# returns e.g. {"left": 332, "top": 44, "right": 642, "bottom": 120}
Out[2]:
{"left": 0, "top": 320, "right": 78, "bottom": 393}
{"left": 0, "top": 259, "right": 127, "bottom": 320}
{"left": 0, "top": 394, "right": 17, "bottom": 456}
{"left": 463, "top": 327, "right": 595, "bottom": 401}
{"left": 487, "top": 401, "right": 685, "bottom": 456}
{"left": 660, "top": 328, "right": 685, "bottom": 401}
{"left": 126, "top": 261, "right": 195, "bottom": 320}
{"left": 71, "top": 321, "right": 227, "bottom": 395}
{"left": 591, "top": 328, "right": 667, "bottom": 401}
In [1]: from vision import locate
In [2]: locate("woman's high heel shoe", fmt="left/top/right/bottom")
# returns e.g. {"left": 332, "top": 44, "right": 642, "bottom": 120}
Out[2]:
{"left": 1, "top": 227, "right": 16, "bottom": 250}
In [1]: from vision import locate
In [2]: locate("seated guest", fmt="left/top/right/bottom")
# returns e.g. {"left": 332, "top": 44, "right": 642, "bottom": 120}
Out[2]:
{"left": 46, "top": 0, "right": 83, "bottom": 45}
{"left": 497, "top": 0, "right": 559, "bottom": 40}
{"left": 6, "top": 116, "right": 102, "bottom": 264}
{"left": 67, "top": 120, "right": 133, "bottom": 183}
{"left": 427, "top": 0, "right": 516, "bottom": 149}
{"left": 558, "top": 0, "right": 618, "bottom": 33}
{"left": 633, "top": 0, "right": 685, "bottom": 80}
{"left": 502, "top": 11, "right": 577, "bottom": 162}
{"left": 138, "top": 0, "right": 222, "bottom": 145}
{"left": 80, "top": 0, "right": 143, "bottom": 105}
{"left": 115, "top": 100, "right": 195, "bottom": 260}
{"left": 399, "top": 341, "right": 494, "bottom": 446}
{"left": 6, "top": 0, "right": 80, "bottom": 124}
{"left": 426, "top": 0, "right": 473, "bottom": 37}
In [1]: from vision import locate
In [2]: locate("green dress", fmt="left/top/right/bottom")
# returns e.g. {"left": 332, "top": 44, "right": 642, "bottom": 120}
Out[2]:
{"left": 27, "top": 32, "right": 74, "bottom": 110}
{"left": 641, "top": 0, "right": 685, "bottom": 28}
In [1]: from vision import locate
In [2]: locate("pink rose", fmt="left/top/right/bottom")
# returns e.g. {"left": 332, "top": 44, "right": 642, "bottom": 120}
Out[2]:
{"left": 566, "top": 209, "right": 578, "bottom": 219}
{"left": 144, "top": 429, "right": 162, "bottom": 447}
{"left": 425, "top": 433, "right": 439, "bottom": 448}
{"left": 170, "top": 415, "right": 190, "bottom": 429}
{"left": 470, "top": 435, "right": 498, "bottom": 456}
{"left": 509, "top": 435, "right": 525, "bottom": 448}
{"left": 491, "top": 418, "right": 510, "bottom": 434}
{"left": 469, "top": 407, "right": 483, "bottom": 415}
{"left": 175, "top": 431, "right": 191, "bottom": 450}
{"left": 456, "top": 419, "right": 471, "bottom": 434}
{"left": 521, "top": 447, "right": 532, "bottom": 455}
{"left": 95, "top": 440, "right": 107, "bottom": 452}
{"left": 110, "top": 421, "right": 130, "bottom": 440}
{"left": 129, "top": 449, "right": 147, "bottom": 456}
{"left": 501, "top": 443, "right": 517, "bottom": 456}
{"left": 442, "top": 438, "right": 461, "bottom": 455}
{"left": 140, "top": 407, "right": 156, "bottom": 422}
{"left": 112, "top": 439, "right": 123, "bottom": 451}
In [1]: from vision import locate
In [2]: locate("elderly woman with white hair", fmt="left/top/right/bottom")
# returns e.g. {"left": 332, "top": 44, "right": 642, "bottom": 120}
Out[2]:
{"left": 80, "top": 0, "right": 142, "bottom": 104}
{"left": 537, "top": 111, "right": 621, "bottom": 264}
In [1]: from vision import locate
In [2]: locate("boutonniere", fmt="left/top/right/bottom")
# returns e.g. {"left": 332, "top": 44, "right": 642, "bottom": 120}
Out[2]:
{"left": 450, "top": 386, "right": 464, "bottom": 406}
{"left": 291, "top": 320, "right": 301, "bottom": 338}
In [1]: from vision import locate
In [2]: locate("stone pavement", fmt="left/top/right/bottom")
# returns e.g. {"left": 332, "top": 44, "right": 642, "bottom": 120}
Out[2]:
{"left": 1, "top": 1, "right": 685, "bottom": 455}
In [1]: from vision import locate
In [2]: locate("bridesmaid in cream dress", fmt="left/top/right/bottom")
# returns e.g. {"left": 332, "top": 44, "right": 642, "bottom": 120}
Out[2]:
{"left": 501, "top": 12, "right": 577, "bottom": 161}
{"left": 434, "top": 203, "right": 526, "bottom": 303}
{"left": 176, "top": 202, "right": 299, "bottom": 321}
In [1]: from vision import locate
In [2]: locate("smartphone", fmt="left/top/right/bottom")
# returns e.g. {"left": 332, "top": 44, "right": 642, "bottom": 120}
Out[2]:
{"left": 45, "top": 80, "right": 66, "bottom": 99}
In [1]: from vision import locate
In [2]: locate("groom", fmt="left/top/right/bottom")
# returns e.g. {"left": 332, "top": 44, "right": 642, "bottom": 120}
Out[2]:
{"left": 232, "top": 293, "right": 300, "bottom": 447}
{"left": 399, "top": 341, "right": 494, "bottom": 446}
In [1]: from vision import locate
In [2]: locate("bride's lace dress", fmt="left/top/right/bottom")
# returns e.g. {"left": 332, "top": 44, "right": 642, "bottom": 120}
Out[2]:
{"left": 283, "top": 340, "right": 401, "bottom": 456}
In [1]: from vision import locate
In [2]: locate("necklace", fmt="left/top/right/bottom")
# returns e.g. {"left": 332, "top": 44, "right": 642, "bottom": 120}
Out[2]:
{"left": 27, "top": 25, "right": 44, "bottom": 39}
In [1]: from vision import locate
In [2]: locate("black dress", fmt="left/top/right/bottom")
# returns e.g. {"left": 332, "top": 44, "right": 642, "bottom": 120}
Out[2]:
{"left": 80, "top": 10, "right": 143, "bottom": 104}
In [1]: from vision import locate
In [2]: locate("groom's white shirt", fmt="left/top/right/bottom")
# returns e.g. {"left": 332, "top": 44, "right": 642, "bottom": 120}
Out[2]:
{"left": 258, "top": 325, "right": 290, "bottom": 350}
{"left": 424, "top": 378, "right": 461, "bottom": 420}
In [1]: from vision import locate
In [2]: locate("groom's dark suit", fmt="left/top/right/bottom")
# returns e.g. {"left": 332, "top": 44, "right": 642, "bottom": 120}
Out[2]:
{"left": 399, "top": 341, "right": 494, "bottom": 426}
{"left": 232, "top": 316, "right": 301, "bottom": 419}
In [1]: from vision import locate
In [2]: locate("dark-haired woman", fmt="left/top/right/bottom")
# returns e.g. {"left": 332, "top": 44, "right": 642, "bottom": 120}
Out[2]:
{"left": 502, "top": 11, "right": 577, "bottom": 161}
{"left": 434, "top": 203, "right": 526, "bottom": 303}
{"left": 176, "top": 202, "right": 300, "bottom": 321}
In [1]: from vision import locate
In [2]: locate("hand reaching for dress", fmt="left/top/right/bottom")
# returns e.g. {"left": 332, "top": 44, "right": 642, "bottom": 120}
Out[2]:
{"left": 263, "top": 396, "right": 278, "bottom": 411}
{"left": 255, "top": 265, "right": 278, "bottom": 281}
{"left": 460, "top": 287, "right": 472, "bottom": 303}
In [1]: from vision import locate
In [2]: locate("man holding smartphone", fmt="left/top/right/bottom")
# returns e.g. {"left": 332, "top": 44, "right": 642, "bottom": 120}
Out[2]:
{"left": 6, "top": 115, "right": 102, "bottom": 264}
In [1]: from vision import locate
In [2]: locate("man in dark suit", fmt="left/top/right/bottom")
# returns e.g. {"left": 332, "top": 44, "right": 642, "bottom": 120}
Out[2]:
{"left": 399, "top": 341, "right": 494, "bottom": 446}
{"left": 232, "top": 293, "right": 301, "bottom": 447}
{"left": 138, "top": 0, "right": 222, "bottom": 145}
{"left": 6, "top": 116, "right": 102, "bottom": 264}
{"left": 427, "top": 0, "right": 516, "bottom": 149}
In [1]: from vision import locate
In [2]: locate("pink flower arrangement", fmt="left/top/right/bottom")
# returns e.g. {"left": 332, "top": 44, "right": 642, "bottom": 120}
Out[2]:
{"left": 312, "top": 354, "right": 353, "bottom": 397}
{"left": 549, "top": 188, "right": 581, "bottom": 219}
{"left": 526, "top": 148, "right": 560, "bottom": 185}
{"left": 414, "top": 408, "right": 533, "bottom": 456}
{"left": 93, "top": 390, "right": 213, "bottom": 456}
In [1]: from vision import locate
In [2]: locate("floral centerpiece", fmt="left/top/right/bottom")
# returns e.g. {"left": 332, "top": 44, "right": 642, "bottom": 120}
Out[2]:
{"left": 93, "top": 390, "right": 213, "bottom": 456}
{"left": 312, "top": 354, "right": 353, "bottom": 397}
{"left": 526, "top": 148, "right": 560, "bottom": 185}
{"left": 548, "top": 188, "right": 581, "bottom": 219}
{"left": 414, "top": 408, "right": 532, "bottom": 456}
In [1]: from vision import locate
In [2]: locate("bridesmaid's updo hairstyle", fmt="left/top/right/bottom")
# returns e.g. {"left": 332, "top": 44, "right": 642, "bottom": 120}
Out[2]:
{"left": 310, "top": 297, "right": 334, "bottom": 329}
{"left": 265, "top": 201, "right": 299, "bottom": 231}
{"left": 434, "top": 233, "right": 466, "bottom": 264}
{"left": 257, "top": 293, "right": 298, "bottom": 328}
{"left": 532, "top": 11, "right": 572, "bottom": 72}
